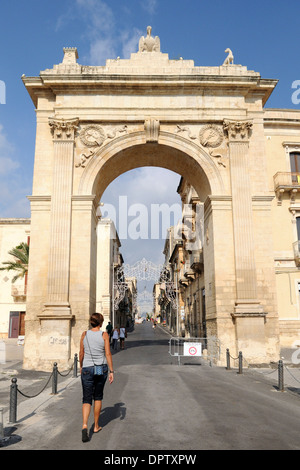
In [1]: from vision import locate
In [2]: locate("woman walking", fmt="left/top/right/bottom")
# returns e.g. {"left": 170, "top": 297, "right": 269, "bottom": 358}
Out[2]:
{"left": 79, "top": 313, "right": 114, "bottom": 442}
{"left": 119, "top": 325, "right": 127, "bottom": 350}
{"left": 112, "top": 326, "right": 119, "bottom": 350}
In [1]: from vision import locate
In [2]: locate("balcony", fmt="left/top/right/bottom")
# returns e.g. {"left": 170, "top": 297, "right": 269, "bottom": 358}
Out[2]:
{"left": 190, "top": 250, "right": 203, "bottom": 273}
{"left": 11, "top": 283, "right": 27, "bottom": 302}
{"left": 293, "top": 241, "right": 300, "bottom": 266}
{"left": 274, "top": 172, "right": 300, "bottom": 204}
{"left": 183, "top": 259, "right": 196, "bottom": 281}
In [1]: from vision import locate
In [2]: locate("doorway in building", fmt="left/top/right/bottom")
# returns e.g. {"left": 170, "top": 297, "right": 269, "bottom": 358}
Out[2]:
{"left": 9, "top": 311, "right": 25, "bottom": 338}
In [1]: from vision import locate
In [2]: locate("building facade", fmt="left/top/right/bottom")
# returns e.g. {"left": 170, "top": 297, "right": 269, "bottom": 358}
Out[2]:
{"left": 0, "top": 217, "right": 124, "bottom": 340}
{"left": 159, "top": 120, "right": 300, "bottom": 348}
{"left": 96, "top": 217, "right": 122, "bottom": 330}
{"left": 0, "top": 219, "right": 30, "bottom": 339}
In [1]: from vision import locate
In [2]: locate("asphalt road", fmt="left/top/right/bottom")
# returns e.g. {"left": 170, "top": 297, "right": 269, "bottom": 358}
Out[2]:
{"left": 2, "top": 321, "right": 300, "bottom": 451}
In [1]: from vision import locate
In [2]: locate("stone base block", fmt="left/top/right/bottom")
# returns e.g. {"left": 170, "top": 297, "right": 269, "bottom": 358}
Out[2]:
{"left": 23, "top": 311, "right": 73, "bottom": 371}
{"left": 233, "top": 314, "right": 268, "bottom": 364}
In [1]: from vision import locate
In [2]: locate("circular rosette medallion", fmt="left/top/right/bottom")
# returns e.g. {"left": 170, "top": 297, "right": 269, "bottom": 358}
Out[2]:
{"left": 79, "top": 125, "right": 105, "bottom": 147}
{"left": 199, "top": 125, "right": 223, "bottom": 148}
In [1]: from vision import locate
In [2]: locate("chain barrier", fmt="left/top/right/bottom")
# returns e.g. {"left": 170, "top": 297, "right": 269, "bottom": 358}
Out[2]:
{"left": 226, "top": 348, "right": 244, "bottom": 372}
{"left": 283, "top": 363, "right": 300, "bottom": 385}
{"left": 57, "top": 364, "right": 74, "bottom": 377}
{"left": 225, "top": 348, "right": 300, "bottom": 394}
{"left": 17, "top": 372, "right": 53, "bottom": 399}
{"left": 8, "top": 354, "right": 79, "bottom": 424}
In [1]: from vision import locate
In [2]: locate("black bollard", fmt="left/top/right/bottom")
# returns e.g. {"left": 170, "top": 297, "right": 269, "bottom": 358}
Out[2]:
{"left": 73, "top": 354, "right": 78, "bottom": 378}
{"left": 238, "top": 351, "right": 243, "bottom": 374}
{"left": 278, "top": 360, "right": 284, "bottom": 391}
{"left": 226, "top": 349, "right": 231, "bottom": 370}
{"left": 52, "top": 363, "right": 58, "bottom": 395}
{"left": 9, "top": 378, "right": 18, "bottom": 423}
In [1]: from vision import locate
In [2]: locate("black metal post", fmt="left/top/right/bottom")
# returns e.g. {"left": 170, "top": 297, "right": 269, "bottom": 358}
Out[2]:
{"left": 52, "top": 362, "right": 58, "bottom": 395}
{"left": 9, "top": 378, "right": 17, "bottom": 423}
{"left": 278, "top": 360, "right": 284, "bottom": 391}
{"left": 238, "top": 351, "right": 243, "bottom": 374}
{"left": 0, "top": 407, "right": 4, "bottom": 439}
{"left": 226, "top": 349, "right": 231, "bottom": 370}
{"left": 73, "top": 354, "right": 78, "bottom": 378}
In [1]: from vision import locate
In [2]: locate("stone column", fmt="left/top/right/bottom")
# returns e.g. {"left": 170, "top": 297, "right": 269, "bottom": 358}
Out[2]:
{"left": 37, "top": 117, "right": 79, "bottom": 368}
{"left": 224, "top": 119, "right": 266, "bottom": 362}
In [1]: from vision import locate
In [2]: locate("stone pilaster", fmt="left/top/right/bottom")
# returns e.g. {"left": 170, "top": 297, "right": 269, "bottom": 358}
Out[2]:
{"left": 41, "top": 117, "right": 79, "bottom": 317}
{"left": 224, "top": 119, "right": 264, "bottom": 316}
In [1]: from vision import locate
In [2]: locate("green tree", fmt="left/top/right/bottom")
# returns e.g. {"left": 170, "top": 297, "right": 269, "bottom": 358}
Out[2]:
{"left": 0, "top": 242, "right": 29, "bottom": 283}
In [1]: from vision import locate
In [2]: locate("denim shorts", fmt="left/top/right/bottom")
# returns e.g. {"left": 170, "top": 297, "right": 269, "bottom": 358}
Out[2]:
{"left": 81, "top": 365, "right": 108, "bottom": 405}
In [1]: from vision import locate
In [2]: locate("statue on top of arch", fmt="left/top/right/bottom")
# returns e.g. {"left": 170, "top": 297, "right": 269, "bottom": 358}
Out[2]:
{"left": 139, "top": 26, "right": 160, "bottom": 52}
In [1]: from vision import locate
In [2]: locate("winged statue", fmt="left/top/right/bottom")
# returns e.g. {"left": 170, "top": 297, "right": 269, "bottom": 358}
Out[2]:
{"left": 139, "top": 26, "right": 160, "bottom": 52}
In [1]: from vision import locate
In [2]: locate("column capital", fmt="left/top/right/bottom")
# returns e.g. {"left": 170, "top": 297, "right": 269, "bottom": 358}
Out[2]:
{"left": 223, "top": 119, "right": 253, "bottom": 142}
{"left": 49, "top": 117, "right": 79, "bottom": 141}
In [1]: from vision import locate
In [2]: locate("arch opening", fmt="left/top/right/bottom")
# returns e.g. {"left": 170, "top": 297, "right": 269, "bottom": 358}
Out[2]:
{"left": 90, "top": 141, "right": 214, "bottom": 338}
{"left": 93, "top": 143, "right": 211, "bottom": 204}
{"left": 78, "top": 132, "right": 225, "bottom": 206}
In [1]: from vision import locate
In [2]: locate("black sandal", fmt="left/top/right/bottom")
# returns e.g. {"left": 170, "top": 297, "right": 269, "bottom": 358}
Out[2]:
{"left": 82, "top": 428, "right": 89, "bottom": 442}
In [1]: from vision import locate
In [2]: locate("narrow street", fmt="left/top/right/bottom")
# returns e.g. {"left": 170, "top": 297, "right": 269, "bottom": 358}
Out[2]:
{"left": 3, "top": 321, "right": 300, "bottom": 451}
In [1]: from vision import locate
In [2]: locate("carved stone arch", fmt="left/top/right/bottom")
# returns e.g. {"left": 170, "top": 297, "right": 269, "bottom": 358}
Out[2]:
{"left": 77, "top": 130, "right": 226, "bottom": 204}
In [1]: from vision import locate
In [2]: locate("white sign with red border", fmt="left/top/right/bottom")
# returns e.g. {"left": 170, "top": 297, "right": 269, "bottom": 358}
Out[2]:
{"left": 183, "top": 342, "right": 202, "bottom": 357}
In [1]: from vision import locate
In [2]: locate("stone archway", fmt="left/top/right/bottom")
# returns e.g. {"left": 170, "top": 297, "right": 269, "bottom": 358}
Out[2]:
{"left": 22, "top": 27, "right": 280, "bottom": 370}
{"left": 77, "top": 129, "right": 225, "bottom": 201}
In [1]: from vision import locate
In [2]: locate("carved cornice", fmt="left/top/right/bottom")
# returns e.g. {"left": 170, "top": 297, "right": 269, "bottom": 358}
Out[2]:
{"left": 223, "top": 119, "right": 253, "bottom": 142}
{"left": 49, "top": 117, "right": 79, "bottom": 141}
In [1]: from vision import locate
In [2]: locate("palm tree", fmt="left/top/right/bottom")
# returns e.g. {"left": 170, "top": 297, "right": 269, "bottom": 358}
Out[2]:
{"left": 0, "top": 242, "right": 29, "bottom": 283}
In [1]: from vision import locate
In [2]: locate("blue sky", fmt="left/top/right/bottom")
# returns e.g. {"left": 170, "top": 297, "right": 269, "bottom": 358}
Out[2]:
{"left": 0, "top": 0, "right": 300, "bottom": 276}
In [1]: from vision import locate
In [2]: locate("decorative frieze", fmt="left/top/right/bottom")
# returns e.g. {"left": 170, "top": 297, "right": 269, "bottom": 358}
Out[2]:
{"left": 79, "top": 125, "right": 106, "bottom": 147}
{"left": 76, "top": 125, "right": 128, "bottom": 168}
{"left": 176, "top": 125, "right": 197, "bottom": 140}
{"left": 176, "top": 123, "right": 226, "bottom": 167}
{"left": 199, "top": 124, "right": 223, "bottom": 148}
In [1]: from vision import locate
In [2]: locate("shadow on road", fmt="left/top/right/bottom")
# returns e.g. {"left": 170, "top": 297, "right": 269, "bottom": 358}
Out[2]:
{"left": 87, "top": 402, "right": 126, "bottom": 440}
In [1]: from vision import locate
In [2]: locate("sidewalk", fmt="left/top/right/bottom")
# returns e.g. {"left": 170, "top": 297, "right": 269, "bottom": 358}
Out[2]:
{"left": 0, "top": 338, "right": 78, "bottom": 443}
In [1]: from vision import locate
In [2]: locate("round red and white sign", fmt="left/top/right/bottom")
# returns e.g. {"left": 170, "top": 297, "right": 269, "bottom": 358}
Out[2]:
{"left": 189, "top": 346, "right": 198, "bottom": 356}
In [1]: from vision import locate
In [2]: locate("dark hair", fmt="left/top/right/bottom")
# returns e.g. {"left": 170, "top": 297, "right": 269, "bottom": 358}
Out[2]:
{"left": 90, "top": 313, "right": 104, "bottom": 328}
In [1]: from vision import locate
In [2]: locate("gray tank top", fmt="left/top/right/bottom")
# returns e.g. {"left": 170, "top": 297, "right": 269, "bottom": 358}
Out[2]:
{"left": 83, "top": 330, "right": 107, "bottom": 368}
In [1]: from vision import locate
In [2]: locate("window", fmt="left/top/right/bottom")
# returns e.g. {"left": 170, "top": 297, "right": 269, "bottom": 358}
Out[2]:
{"left": 290, "top": 152, "right": 300, "bottom": 182}
{"left": 297, "top": 217, "right": 300, "bottom": 241}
